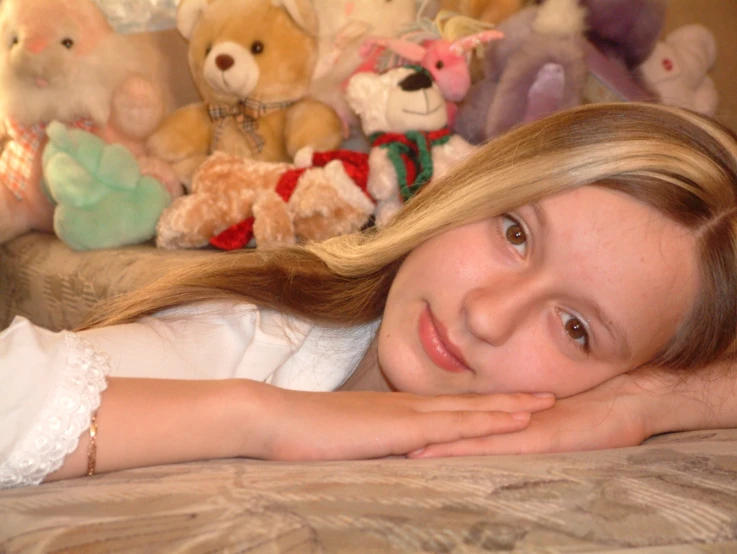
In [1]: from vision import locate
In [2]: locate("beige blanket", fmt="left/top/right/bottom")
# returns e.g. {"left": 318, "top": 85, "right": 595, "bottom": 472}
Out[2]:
{"left": 1, "top": 429, "right": 736, "bottom": 553}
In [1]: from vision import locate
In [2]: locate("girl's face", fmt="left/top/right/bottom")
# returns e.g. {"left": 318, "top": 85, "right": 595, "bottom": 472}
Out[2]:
{"left": 378, "top": 187, "right": 700, "bottom": 398}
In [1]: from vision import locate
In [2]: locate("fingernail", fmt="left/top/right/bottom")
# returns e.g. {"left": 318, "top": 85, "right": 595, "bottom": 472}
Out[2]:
{"left": 533, "top": 392, "right": 555, "bottom": 398}
{"left": 511, "top": 411, "right": 531, "bottom": 421}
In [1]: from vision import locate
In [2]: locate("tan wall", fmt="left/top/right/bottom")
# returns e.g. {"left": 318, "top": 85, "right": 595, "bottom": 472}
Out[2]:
{"left": 665, "top": 0, "right": 737, "bottom": 132}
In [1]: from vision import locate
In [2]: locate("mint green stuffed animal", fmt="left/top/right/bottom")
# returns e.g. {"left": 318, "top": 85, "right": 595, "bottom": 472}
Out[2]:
{"left": 42, "top": 121, "right": 174, "bottom": 250}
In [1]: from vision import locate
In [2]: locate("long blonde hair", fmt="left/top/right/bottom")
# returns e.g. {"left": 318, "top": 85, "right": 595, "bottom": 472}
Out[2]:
{"left": 81, "top": 103, "right": 737, "bottom": 371}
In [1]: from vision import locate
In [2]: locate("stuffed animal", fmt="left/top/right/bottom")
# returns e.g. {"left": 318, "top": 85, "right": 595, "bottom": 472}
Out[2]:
{"left": 359, "top": 12, "right": 504, "bottom": 128}
{"left": 455, "top": 0, "right": 588, "bottom": 144}
{"left": 146, "top": 0, "right": 344, "bottom": 188}
{"left": 434, "top": 0, "right": 525, "bottom": 25}
{"left": 157, "top": 64, "right": 476, "bottom": 249}
{"left": 579, "top": 0, "right": 666, "bottom": 70}
{"left": 156, "top": 149, "right": 375, "bottom": 250}
{"left": 346, "top": 65, "right": 475, "bottom": 226}
{"left": 0, "top": 0, "right": 181, "bottom": 249}
{"left": 309, "top": 0, "right": 418, "bottom": 136}
{"left": 638, "top": 24, "right": 719, "bottom": 117}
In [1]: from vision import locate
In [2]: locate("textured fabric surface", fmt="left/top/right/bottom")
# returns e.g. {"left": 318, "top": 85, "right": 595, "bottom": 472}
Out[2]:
{"left": 0, "top": 429, "right": 736, "bottom": 553}
{"left": 0, "top": 233, "right": 213, "bottom": 331}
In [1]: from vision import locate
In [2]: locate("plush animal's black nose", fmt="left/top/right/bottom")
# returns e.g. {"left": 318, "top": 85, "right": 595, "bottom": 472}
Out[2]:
{"left": 216, "top": 54, "right": 234, "bottom": 71}
{"left": 399, "top": 71, "right": 433, "bottom": 92}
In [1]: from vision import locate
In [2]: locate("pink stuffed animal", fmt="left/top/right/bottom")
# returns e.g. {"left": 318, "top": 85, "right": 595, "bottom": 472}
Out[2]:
{"left": 0, "top": 0, "right": 179, "bottom": 244}
{"left": 358, "top": 13, "right": 503, "bottom": 127}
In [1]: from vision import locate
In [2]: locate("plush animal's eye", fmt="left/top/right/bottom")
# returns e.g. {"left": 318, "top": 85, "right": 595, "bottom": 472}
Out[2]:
{"left": 205, "top": 44, "right": 212, "bottom": 56}
{"left": 436, "top": 60, "right": 444, "bottom": 70}
{"left": 251, "top": 41, "right": 264, "bottom": 55}
{"left": 61, "top": 38, "right": 74, "bottom": 49}
{"left": 9, "top": 36, "right": 18, "bottom": 48}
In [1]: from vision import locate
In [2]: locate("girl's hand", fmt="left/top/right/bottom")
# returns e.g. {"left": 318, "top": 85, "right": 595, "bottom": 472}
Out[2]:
{"left": 243, "top": 385, "right": 556, "bottom": 461}
{"left": 408, "top": 374, "right": 648, "bottom": 458}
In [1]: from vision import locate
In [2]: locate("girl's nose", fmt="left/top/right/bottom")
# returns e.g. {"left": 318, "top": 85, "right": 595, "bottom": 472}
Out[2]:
{"left": 463, "top": 278, "right": 536, "bottom": 346}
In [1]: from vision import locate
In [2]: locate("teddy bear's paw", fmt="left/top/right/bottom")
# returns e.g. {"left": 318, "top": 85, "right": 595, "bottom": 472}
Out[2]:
{"left": 293, "top": 146, "right": 314, "bottom": 168}
{"left": 110, "top": 75, "right": 165, "bottom": 140}
{"left": 156, "top": 194, "right": 233, "bottom": 249}
{"left": 252, "top": 192, "right": 296, "bottom": 247}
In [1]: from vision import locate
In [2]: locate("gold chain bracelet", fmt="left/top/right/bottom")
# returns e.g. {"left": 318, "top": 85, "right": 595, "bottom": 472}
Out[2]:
{"left": 86, "top": 411, "right": 98, "bottom": 476}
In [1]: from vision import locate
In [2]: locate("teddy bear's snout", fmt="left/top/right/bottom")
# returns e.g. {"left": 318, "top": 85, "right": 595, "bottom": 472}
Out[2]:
{"left": 215, "top": 54, "right": 235, "bottom": 71}
{"left": 399, "top": 71, "right": 433, "bottom": 92}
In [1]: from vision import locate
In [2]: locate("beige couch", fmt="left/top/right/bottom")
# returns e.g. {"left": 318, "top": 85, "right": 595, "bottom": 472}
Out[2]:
{"left": 2, "top": 3, "right": 737, "bottom": 551}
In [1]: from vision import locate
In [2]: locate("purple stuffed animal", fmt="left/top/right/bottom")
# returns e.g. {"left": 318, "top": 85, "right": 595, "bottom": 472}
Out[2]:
{"left": 579, "top": 0, "right": 667, "bottom": 69}
{"left": 455, "top": 0, "right": 665, "bottom": 144}
{"left": 455, "top": 0, "right": 589, "bottom": 143}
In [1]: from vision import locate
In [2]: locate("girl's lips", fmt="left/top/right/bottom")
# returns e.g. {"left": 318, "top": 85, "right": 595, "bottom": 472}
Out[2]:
{"left": 418, "top": 304, "right": 473, "bottom": 374}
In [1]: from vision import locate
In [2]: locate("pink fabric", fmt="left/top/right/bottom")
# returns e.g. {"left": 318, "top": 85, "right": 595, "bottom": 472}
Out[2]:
{"left": 0, "top": 119, "right": 95, "bottom": 201}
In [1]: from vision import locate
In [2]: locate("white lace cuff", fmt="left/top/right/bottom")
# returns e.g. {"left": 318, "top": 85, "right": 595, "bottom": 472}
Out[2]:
{"left": 0, "top": 332, "right": 109, "bottom": 489}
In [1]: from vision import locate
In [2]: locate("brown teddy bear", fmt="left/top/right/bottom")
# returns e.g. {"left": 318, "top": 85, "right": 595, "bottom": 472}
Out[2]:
{"left": 155, "top": 150, "right": 375, "bottom": 250}
{"left": 146, "top": 0, "right": 343, "bottom": 187}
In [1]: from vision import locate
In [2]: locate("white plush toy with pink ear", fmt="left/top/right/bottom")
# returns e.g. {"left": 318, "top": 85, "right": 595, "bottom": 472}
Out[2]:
{"left": 638, "top": 24, "right": 719, "bottom": 116}
{"left": 345, "top": 65, "right": 475, "bottom": 226}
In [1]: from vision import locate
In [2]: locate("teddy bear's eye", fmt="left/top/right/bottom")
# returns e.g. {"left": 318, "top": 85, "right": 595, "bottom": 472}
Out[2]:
{"left": 9, "top": 36, "right": 18, "bottom": 48}
{"left": 61, "top": 38, "right": 74, "bottom": 49}
{"left": 205, "top": 45, "right": 212, "bottom": 57}
{"left": 436, "top": 60, "right": 444, "bottom": 70}
{"left": 251, "top": 41, "right": 264, "bottom": 55}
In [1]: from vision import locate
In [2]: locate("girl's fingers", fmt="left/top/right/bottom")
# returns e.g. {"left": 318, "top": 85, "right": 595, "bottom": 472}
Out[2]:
{"left": 415, "top": 392, "right": 556, "bottom": 414}
{"left": 408, "top": 435, "right": 522, "bottom": 459}
{"left": 414, "top": 410, "right": 532, "bottom": 449}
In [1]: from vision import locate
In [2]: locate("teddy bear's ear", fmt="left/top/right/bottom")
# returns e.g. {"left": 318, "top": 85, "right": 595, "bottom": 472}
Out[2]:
{"left": 273, "top": 0, "right": 319, "bottom": 36}
{"left": 345, "top": 73, "right": 382, "bottom": 116}
{"left": 177, "top": 0, "right": 208, "bottom": 40}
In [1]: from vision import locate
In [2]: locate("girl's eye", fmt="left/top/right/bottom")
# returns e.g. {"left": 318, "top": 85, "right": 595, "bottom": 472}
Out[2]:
{"left": 501, "top": 215, "right": 527, "bottom": 256}
{"left": 558, "top": 309, "right": 590, "bottom": 353}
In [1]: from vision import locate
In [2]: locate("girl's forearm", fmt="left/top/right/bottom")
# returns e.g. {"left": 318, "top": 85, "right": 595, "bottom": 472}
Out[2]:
{"left": 45, "top": 377, "right": 262, "bottom": 481}
{"left": 632, "top": 364, "right": 737, "bottom": 438}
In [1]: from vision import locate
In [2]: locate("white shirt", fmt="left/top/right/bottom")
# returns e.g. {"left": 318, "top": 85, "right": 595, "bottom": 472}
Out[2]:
{"left": 0, "top": 301, "right": 379, "bottom": 488}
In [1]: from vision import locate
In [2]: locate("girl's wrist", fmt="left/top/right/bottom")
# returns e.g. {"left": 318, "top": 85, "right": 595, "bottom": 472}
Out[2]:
{"left": 226, "top": 379, "right": 283, "bottom": 460}
{"left": 626, "top": 365, "right": 737, "bottom": 438}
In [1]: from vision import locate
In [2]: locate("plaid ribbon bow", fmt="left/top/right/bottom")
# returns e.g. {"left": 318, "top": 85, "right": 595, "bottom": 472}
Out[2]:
{"left": 207, "top": 98, "right": 297, "bottom": 154}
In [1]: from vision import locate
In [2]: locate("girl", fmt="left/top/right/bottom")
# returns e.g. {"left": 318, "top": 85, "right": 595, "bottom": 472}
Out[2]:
{"left": 3, "top": 102, "right": 737, "bottom": 488}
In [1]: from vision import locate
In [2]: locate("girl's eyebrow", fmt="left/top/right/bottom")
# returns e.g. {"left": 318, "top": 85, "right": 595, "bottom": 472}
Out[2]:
{"left": 529, "top": 201, "right": 547, "bottom": 232}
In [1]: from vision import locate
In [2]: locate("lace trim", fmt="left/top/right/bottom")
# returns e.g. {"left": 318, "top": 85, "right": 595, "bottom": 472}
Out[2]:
{"left": 0, "top": 332, "right": 109, "bottom": 488}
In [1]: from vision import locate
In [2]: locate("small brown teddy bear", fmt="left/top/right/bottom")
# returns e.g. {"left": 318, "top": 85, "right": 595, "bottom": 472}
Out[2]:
{"left": 155, "top": 150, "right": 375, "bottom": 250}
{"left": 146, "top": 0, "right": 343, "bottom": 187}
